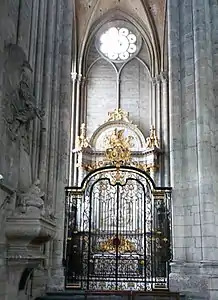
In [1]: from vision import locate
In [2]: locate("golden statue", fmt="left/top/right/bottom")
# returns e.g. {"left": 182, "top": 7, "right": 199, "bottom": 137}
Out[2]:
{"left": 105, "top": 129, "right": 133, "bottom": 167}
{"left": 75, "top": 123, "right": 90, "bottom": 150}
{"left": 145, "top": 125, "right": 160, "bottom": 149}
{"left": 106, "top": 129, "right": 133, "bottom": 148}
{"left": 107, "top": 108, "right": 130, "bottom": 123}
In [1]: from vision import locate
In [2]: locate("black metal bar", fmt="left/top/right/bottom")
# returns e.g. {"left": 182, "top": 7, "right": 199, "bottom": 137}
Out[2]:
{"left": 115, "top": 183, "right": 119, "bottom": 290}
{"left": 143, "top": 189, "right": 147, "bottom": 291}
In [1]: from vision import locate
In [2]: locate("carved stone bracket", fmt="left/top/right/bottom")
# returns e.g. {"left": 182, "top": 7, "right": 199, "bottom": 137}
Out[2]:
{"left": 3, "top": 178, "right": 56, "bottom": 267}
{"left": 5, "top": 214, "right": 56, "bottom": 264}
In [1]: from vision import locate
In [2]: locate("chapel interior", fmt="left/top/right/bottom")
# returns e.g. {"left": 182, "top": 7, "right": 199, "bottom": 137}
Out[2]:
{"left": 0, "top": 1, "right": 218, "bottom": 300}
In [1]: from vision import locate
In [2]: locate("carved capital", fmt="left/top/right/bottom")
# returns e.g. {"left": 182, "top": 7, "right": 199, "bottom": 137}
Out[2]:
{"left": 160, "top": 71, "right": 168, "bottom": 83}
{"left": 77, "top": 73, "right": 83, "bottom": 82}
{"left": 152, "top": 75, "right": 161, "bottom": 86}
{"left": 71, "top": 72, "right": 77, "bottom": 81}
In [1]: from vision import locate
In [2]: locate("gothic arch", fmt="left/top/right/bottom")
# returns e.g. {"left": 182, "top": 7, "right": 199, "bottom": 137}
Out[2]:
{"left": 119, "top": 56, "right": 151, "bottom": 78}
{"left": 79, "top": 8, "right": 161, "bottom": 77}
{"left": 86, "top": 57, "right": 117, "bottom": 78}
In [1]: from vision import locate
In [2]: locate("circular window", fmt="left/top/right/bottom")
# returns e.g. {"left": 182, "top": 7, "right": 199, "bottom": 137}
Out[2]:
{"left": 96, "top": 21, "right": 141, "bottom": 63}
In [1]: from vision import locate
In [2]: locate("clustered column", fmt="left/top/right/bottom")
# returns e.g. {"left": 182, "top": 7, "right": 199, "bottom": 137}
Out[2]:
{"left": 168, "top": 0, "right": 218, "bottom": 298}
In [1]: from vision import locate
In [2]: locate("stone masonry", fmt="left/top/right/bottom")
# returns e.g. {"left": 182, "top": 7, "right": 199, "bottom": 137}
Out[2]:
{"left": 0, "top": 0, "right": 72, "bottom": 299}
{"left": 1, "top": 0, "right": 218, "bottom": 300}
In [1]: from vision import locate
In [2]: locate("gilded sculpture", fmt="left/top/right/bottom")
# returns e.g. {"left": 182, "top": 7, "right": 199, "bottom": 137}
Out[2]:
{"left": 107, "top": 108, "right": 130, "bottom": 123}
{"left": 105, "top": 128, "right": 133, "bottom": 167}
{"left": 75, "top": 109, "right": 160, "bottom": 176}
{"left": 75, "top": 123, "right": 90, "bottom": 150}
{"left": 98, "top": 236, "right": 136, "bottom": 253}
{"left": 145, "top": 125, "right": 160, "bottom": 149}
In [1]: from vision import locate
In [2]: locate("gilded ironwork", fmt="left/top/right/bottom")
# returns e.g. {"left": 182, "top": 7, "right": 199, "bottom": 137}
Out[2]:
{"left": 107, "top": 108, "right": 130, "bottom": 123}
{"left": 98, "top": 237, "right": 136, "bottom": 253}
{"left": 83, "top": 161, "right": 105, "bottom": 172}
{"left": 145, "top": 125, "right": 160, "bottom": 149}
{"left": 64, "top": 167, "right": 172, "bottom": 291}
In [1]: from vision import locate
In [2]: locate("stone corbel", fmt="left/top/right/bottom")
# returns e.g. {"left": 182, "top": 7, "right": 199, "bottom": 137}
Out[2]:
{"left": 5, "top": 180, "right": 56, "bottom": 265}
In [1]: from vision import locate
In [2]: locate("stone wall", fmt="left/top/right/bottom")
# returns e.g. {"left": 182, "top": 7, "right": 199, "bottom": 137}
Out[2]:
{"left": 86, "top": 46, "right": 152, "bottom": 139}
{"left": 120, "top": 58, "right": 151, "bottom": 136}
{"left": 86, "top": 59, "right": 117, "bottom": 137}
{"left": 0, "top": 0, "right": 73, "bottom": 299}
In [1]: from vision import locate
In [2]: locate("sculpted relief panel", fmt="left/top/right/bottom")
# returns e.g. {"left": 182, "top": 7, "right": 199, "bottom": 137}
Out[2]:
{"left": 3, "top": 43, "right": 43, "bottom": 153}
{"left": 2, "top": 43, "right": 45, "bottom": 214}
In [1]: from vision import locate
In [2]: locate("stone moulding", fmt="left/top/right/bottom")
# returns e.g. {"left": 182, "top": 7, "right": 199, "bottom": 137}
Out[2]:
{"left": 5, "top": 215, "right": 56, "bottom": 262}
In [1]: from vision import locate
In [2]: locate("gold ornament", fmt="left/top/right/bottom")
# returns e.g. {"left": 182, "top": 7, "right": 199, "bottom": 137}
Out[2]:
{"left": 75, "top": 123, "right": 90, "bottom": 150}
{"left": 145, "top": 125, "right": 160, "bottom": 149}
{"left": 98, "top": 236, "right": 136, "bottom": 253}
{"left": 107, "top": 108, "right": 130, "bottom": 123}
{"left": 105, "top": 128, "right": 133, "bottom": 168}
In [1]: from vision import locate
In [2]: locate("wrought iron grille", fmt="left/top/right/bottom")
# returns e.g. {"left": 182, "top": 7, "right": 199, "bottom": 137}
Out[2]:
{"left": 64, "top": 166, "right": 172, "bottom": 291}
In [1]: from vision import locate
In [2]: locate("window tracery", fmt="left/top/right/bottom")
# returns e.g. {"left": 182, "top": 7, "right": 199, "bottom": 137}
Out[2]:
{"left": 95, "top": 21, "right": 141, "bottom": 63}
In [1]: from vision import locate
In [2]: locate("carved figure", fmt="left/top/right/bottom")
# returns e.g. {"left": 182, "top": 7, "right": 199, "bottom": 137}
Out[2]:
{"left": 106, "top": 129, "right": 133, "bottom": 150}
{"left": 3, "top": 43, "right": 44, "bottom": 152}
{"left": 75, "top": 123, "right": 90, "bottom": 150}
{"left": 18, "top": 179, "right": 45, "bottom": 214}
{"left": 145, "top": 125, "right": 160, "bottom": 149}
{"left": 105, "top": 129, "right": 134, "bottom": 167}
{"left": 107, "top": 108, "right": 130, "bottom": 123}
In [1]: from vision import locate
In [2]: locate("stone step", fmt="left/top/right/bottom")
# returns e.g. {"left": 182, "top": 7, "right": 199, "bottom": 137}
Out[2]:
{"left": 35, "top": 290, "right": 184, "bottom": 300}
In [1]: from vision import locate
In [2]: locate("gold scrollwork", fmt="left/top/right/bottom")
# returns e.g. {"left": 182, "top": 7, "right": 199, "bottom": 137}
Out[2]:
{"left": 98, "top": 236, "right": 136, "bottom": 253}
{"left": 83, "top": 161, "right": 105, "bottom": 172}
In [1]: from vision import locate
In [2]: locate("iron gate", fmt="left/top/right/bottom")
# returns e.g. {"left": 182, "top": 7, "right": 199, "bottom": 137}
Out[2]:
{"left": 64, "top": 166, "right": 171, "bottom": 291}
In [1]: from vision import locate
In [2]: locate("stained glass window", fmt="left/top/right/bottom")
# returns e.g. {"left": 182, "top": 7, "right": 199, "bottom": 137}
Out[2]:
{"left": 96, "top": 22, "right": 141, "bottom": 62}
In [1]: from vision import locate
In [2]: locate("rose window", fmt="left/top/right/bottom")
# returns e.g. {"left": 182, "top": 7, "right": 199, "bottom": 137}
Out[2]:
{"left": 97, "top": 26, "right": 139, "bottom": 62}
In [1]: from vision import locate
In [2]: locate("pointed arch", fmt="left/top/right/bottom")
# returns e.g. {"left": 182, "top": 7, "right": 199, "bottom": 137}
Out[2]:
{"left": 78, "top": 8, "right": 161, "bottom": 77}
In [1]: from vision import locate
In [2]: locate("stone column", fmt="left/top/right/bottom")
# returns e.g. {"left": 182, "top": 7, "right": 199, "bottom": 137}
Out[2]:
{"left": 48, "top": 0, "right": 73, "bottom": 290}
{"left": 17, "top": 0, "right": 33, "bottom": 55}
{"left": 31, "top": 0, "right": 47, "bottom": 180}
{"left": 151, "top": 77, "right": 157, "bottom": 126}
{"left": 69, "top": 72, "right": 77, "bottom": 187}
{"left": 73, "top": 74, "right": 83, "bottom": 186}
{"left": 47, "top": 0, "right": 62, "bottom": 211}
{"left": 160, "top": 72, "right": 170, "bottom": 187}
{"left": 155, "top": 75, "right": 161, "bottom": 186}
{"left": 38, "top": 0, "right": 56, "bottom": 193}
{"left": 192, "top": 0, "right": 217, "bottom": 261}
{"left": 168, "top": 0, "right": 218, "bottom": 298}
